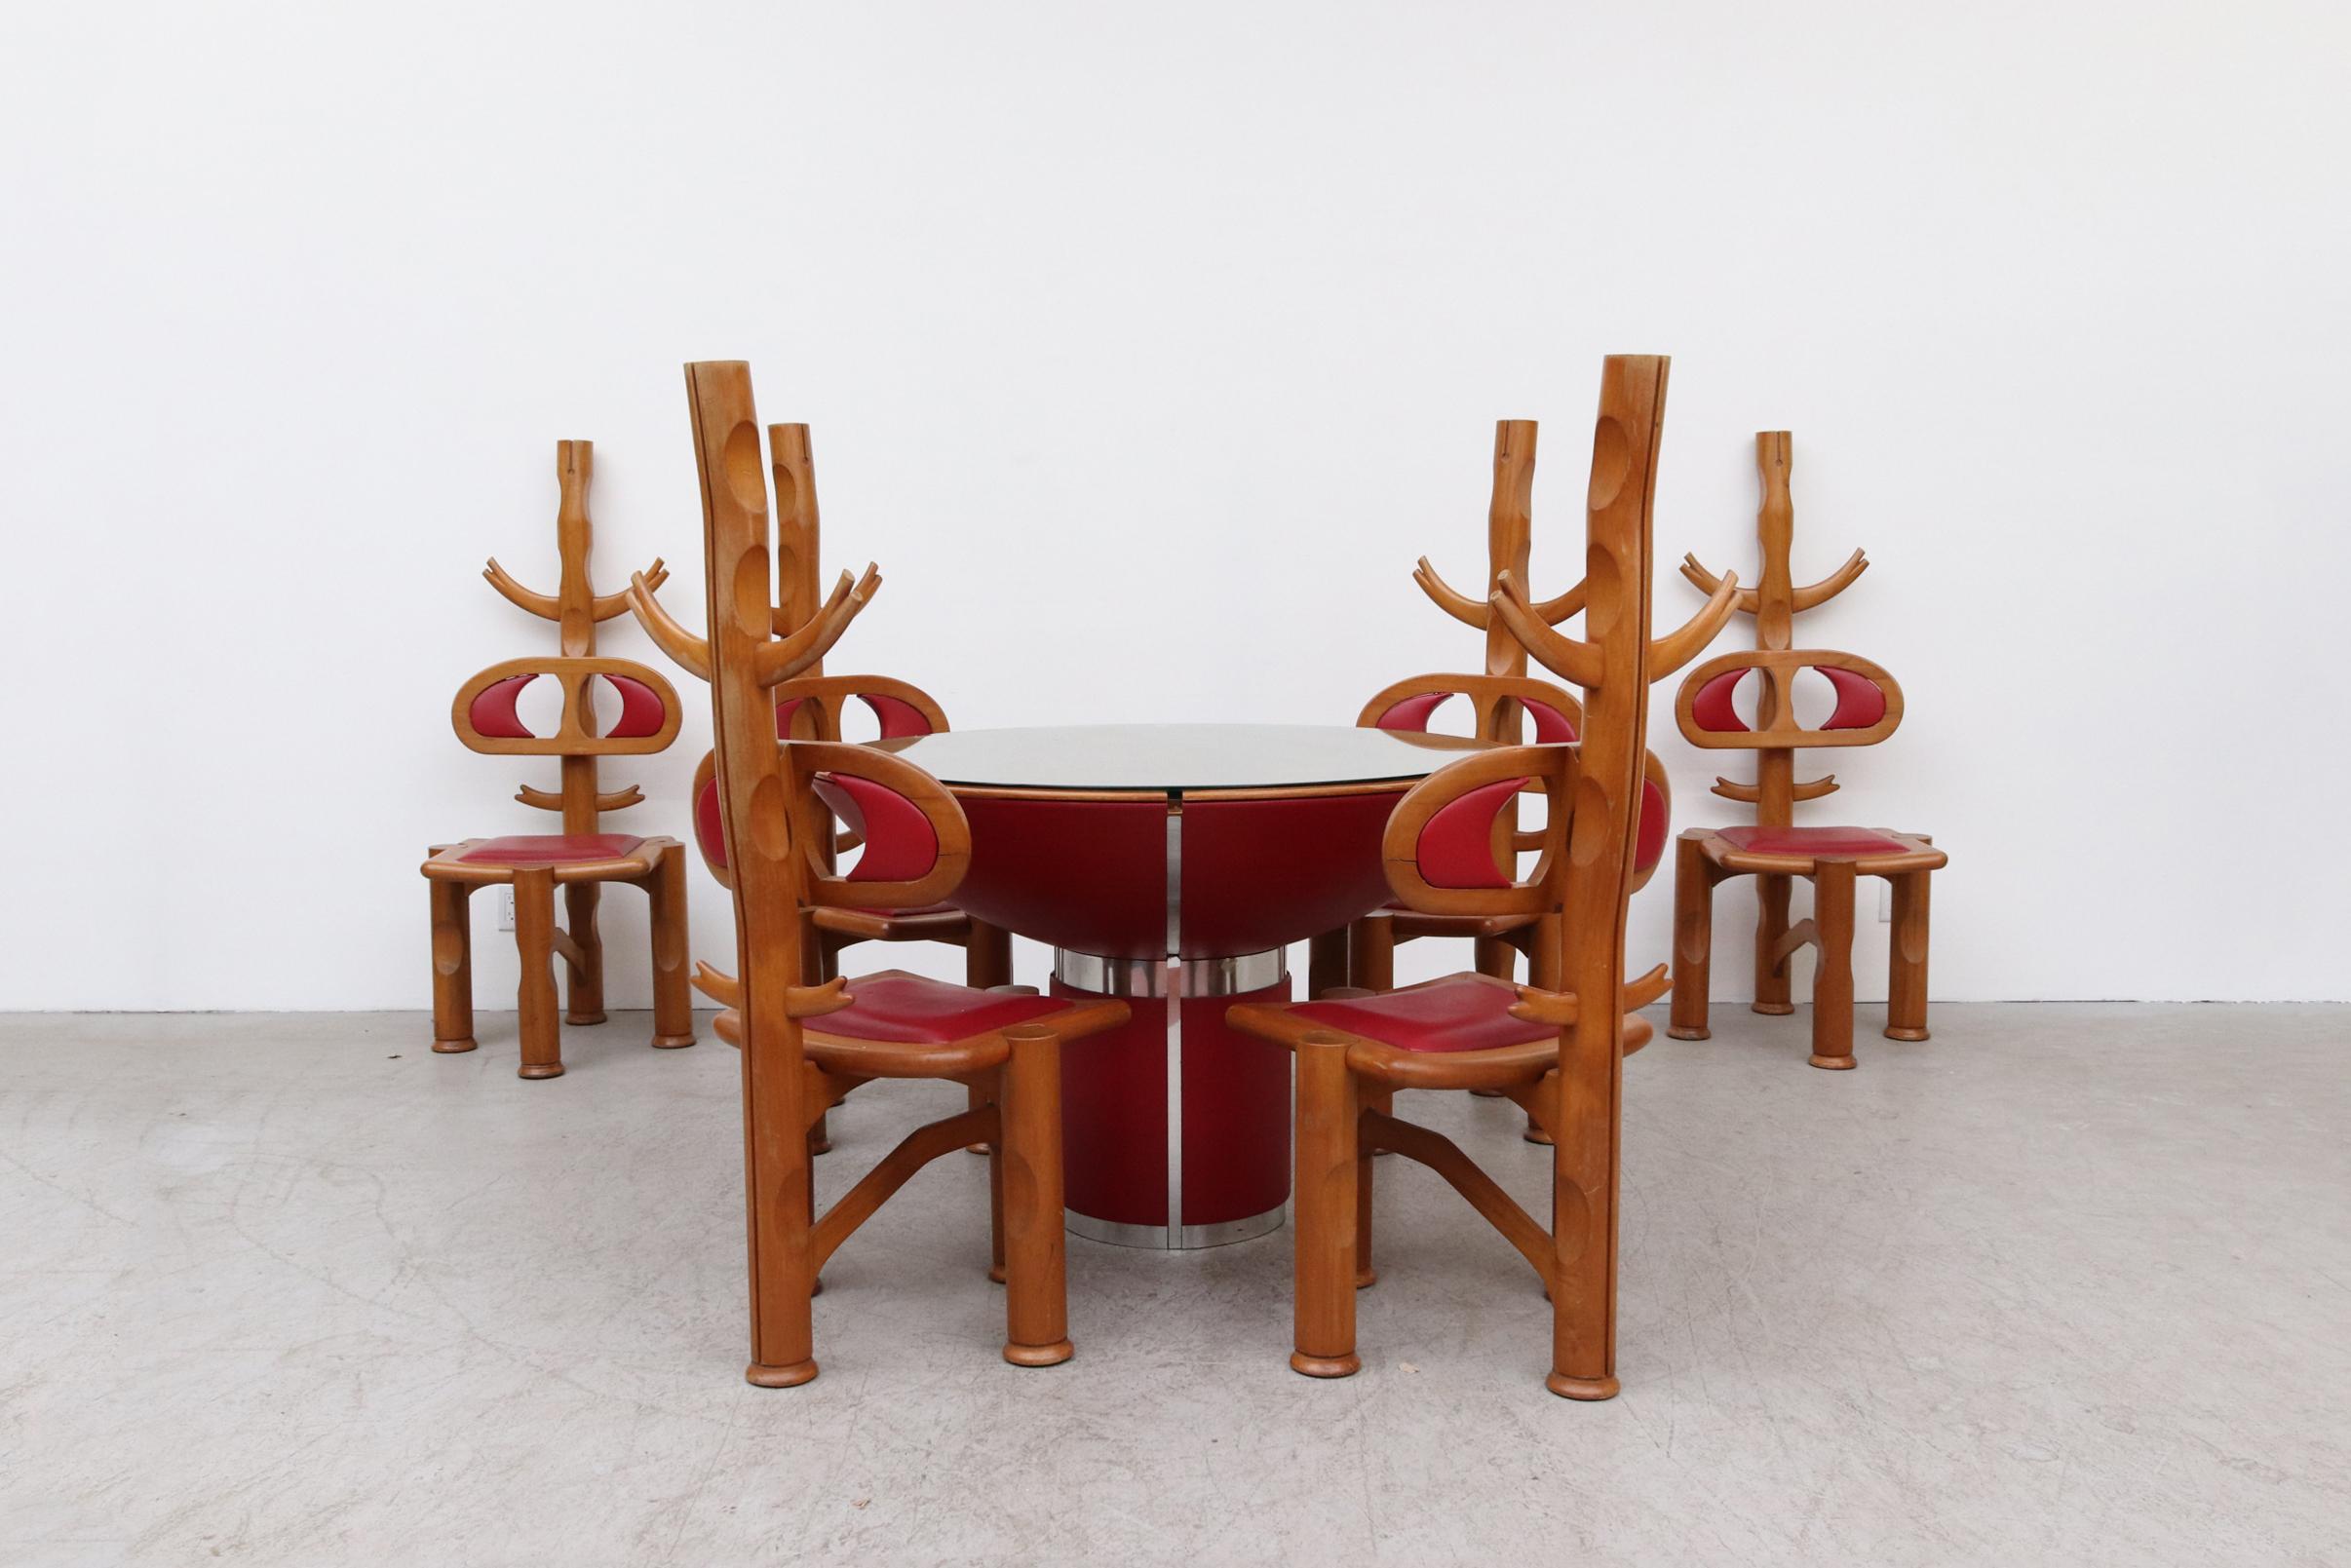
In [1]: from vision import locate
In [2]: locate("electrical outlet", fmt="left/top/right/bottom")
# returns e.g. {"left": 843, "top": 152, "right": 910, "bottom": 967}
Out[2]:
{"left": 1877, "top": 879, "right": 1894, "bottom": 923}
{"left": 498, "top": 887, "right": 516, "bottom": 932}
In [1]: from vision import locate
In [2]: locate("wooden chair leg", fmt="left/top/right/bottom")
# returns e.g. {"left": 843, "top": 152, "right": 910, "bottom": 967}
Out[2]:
{"left": 1548, "top": 1035, "right": 1622, "bottom": 1401}
{"left": 512, "top": 869, "right": 562, "bottom": 1080}
{"left": 964, "top": 919, "right": 1012, "bottom": 988}
{"left": 1476, "top": 926, "right": 1532, "bottom": 1109}
{"left": 800, "top": 931, "right": 845, "bottom": 1153}
{"left": 1754, "top": 872, "right": 1794, "bottom": 1014}
{"left": 745, "top": 1052, "right": 820, "bottom": 1388}
{"left": 1291, "top": 1032, "right": 1362, "bottom": 1378}
{"left": 986, "top": 1079, "right": 1008, "bottom": 1284}
{"left": 647, "top": 847, "right": 696, "bottom": 1049}
{"left": 800, "top": 1065, "right": 827, "bottom": 1299}
{"left": 962, "top": 922, "right": 1014, "bottom": 1153}
{"left": 998, "top": 1025, "right": 1072, "bottom": 1366}
{"left": 1810, "top": 863, "right": 1858, "bottom": 1070}
{"left": 561, "top": 882, "right": 606, "bottom": 1025}
{"left": 1472, "top": 935, "right": 1521, "bottom": 1103}
{"left": 1355, "top": 1083, "right": 1390, "bottom": 1286}
{"left": 1886, "top": 869, "right": 1932, "bottom": 1042}
{"left": 1347, "top": 916, "right": 1395, "bottom": 995}
{"left": 1668, "top": 834, "right": 1715, "bottom": 1040}
{"left": 1524, "top": 914, "right": 1564, "bottom": 990}
{"left": 1472, "top": 935, "right": 1515, "bottom": 981}
{"left": 1308, "top": 927, "right": 1351, "bottom": 999}
{"left": 429, "top": 879, "right": 477, "bottom": 1053}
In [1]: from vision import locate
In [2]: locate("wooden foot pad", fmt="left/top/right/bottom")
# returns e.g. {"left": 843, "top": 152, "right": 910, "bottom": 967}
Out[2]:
{"left": 1291, "top": 1352, "right": 1361, "bottom": 1378}
{"left": 747, "top": 1358, "right": 819, "bottom": 1388}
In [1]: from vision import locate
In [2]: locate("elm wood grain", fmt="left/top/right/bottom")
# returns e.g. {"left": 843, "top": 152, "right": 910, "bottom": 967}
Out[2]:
{"left": 421, "top": 440, "right": 693, "bottom": 1078}
{"left": 1230, "top": 356, "right": 1718, "bottom": 1400}
{"left": 1667, "top": 432, "right": 1950, "bottom": 1065}
{"left": 680, "top": 361, "right": 1127, "bottom": 1386}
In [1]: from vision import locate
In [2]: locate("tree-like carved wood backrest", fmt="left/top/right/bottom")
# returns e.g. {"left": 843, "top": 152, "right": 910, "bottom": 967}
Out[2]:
{"left": 682, "top": 361, "right": 897, "bottom": 1375}
{"left": 1358, "top": 671, "right": 1585, "bottom": 745}
{"left": 1381, "top": 745, "right": 1576, "bottom": 918}
{"left": 774, "top": 674, "right": 949, "bottom": 743}
{"left": 1411, "top": 421, "right": 1592, "bottom": 681}
{"left": 787, "top": 741, "right": 970, "bottom": 913}
{"left": 1471, "top": 356, "right": 1753, "bottom": 1385}
{"left": 1672, "top": 431, "right": 1900, "bottom": 825}
{"left": 1356, "top": 671, "right": 1674, "bottom": 891}
{"left": 450, "top": 440, "right": 678, "bottom": 828}
{"left": 1402, "top": 424, "right": 1591, "bottom": 854}
{"left": 688, "top": 674, "right": 950, "bottom": 888}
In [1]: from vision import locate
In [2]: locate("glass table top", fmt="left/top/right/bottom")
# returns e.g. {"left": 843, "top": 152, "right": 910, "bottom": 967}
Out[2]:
{"left": 876, "top": 723, "right": 1489, "bottom": 794}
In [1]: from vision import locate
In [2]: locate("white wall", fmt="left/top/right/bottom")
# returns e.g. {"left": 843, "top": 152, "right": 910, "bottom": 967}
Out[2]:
{"left": 3, "top": 1, "right": 2345, "bottom": 1011}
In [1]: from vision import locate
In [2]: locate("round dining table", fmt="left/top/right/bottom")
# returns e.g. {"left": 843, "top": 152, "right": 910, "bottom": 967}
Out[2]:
{"left": 879, "top": 722, "right": 1487, "bottom": 1249}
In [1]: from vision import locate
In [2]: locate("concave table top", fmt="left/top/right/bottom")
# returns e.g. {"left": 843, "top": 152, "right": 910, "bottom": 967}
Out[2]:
{"left": 876, "top": 722, "right": 1486, "bottom": 798}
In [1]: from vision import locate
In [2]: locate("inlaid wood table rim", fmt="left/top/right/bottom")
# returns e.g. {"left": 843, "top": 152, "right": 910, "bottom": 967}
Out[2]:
{"left": 877, "top": 722, "right": 1495, "bottom": 802}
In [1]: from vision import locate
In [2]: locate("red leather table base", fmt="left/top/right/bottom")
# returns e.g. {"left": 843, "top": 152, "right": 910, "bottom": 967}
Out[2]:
{"left": 1053, "top": 972, "right": 1292, "bottom": 1247}
{"left": 944, "top": 789, "right": 1403, "bottom": 1248}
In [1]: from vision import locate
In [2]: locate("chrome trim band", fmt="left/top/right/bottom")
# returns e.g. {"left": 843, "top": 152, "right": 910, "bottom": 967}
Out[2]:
{"left": 1066, "top": 1205, "right": 1287, "bottom": 1251}
{"left": 1053, "top": 946, "right": 1287, "bottom": 997}
{"left": 1052, "top": 950, "right": 1172, "bottom": 997}
{"left": 1165, "top": 805, "right": 1182, "bottom": 1250}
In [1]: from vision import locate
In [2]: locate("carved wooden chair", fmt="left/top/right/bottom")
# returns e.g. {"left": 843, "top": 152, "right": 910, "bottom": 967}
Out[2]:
{"left": 1333, "top": 416, "right": 1724, "bottom": 1143}
{"left": 659, "top": 360, "right": 1129, "bottom": 1386}
{"left": 1304, "top": 422, "right": 1579, "bottom": 999}
{"left": 1666, "top": 432, "right": 1946, "bottom": 1069}
{"left": 421, "top": 440, "right": 695, "bottom": 1079}
{"left": 682, "top": 674, "right": 1010, "bottom": 992}
{"left": 1228, "top": 356, "right": 1735, "bottom": 1399}
{"left": 1346, "top": 672, "right": 1675, "bottom": 996}
{"left": 631, "top": 424, "right": 1015, "bottom": 1146}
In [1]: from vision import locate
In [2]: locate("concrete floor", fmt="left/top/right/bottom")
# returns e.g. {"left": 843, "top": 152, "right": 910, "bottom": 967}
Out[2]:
{"left": 2, "top": 1006, "right": 2345, "bottom": 1566}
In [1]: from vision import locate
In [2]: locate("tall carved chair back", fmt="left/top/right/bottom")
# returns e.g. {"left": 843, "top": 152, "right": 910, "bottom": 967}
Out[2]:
{"left": 420, "top": 440, "right": 695, "bottom": 1079}
{"left": 1230, "top": 355, "right": 1734, "bottom": 1400}
{"left": 1664, "top": 432, "right": 1946, "bottom": 1068}
{"left": 1356, "top": 676, "right": 1676, "bottom": 894}
{"left": 1312, "top": 426, "right": 1580, "bottom": 995}
{"left": 672, "top": 361, "right": 1126, "bottom": 1387}
{"left": 631, "top": 428, "right": 1012, "bottom": 1148}
{"left": 1332, "top": 419, "right": 1719, "bottom": 1003}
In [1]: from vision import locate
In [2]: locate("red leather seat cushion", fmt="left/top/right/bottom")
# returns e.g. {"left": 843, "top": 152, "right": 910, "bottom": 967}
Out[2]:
{"left": 816, "top": 970, "right": 1070, "bottom": 1044}
{"left": 1717, "top": 825, "right": 1908, "bottom": 857}
{"left": 459, "top": 834, "right": 645, "bottom": 866}
{"left": 1288, "top": 975, "right": 1548, "bottom": 1054}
